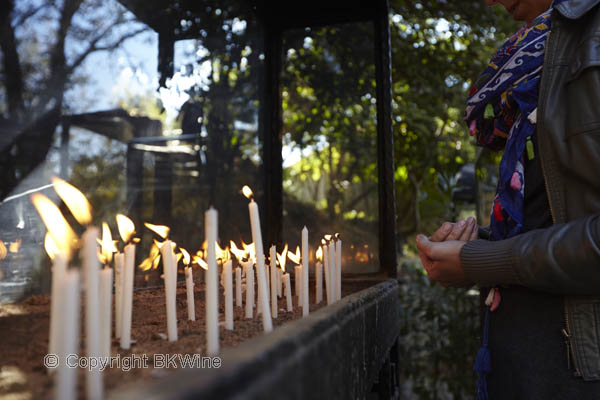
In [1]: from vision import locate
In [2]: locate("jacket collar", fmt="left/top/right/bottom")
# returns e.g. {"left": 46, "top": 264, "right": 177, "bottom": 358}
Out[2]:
{"left": 555, "top": 0, "right": 600, "bottom": 19}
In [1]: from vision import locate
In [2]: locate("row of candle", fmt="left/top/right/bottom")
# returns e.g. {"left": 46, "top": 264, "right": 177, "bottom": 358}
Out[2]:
{"left": 33, "top": 180, "right": 344, "bottom": 399}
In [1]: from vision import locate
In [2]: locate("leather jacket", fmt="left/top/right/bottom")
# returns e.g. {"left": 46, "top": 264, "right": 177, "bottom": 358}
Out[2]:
{"left": 460, "top": 0, "right": 600, "bottom": 380}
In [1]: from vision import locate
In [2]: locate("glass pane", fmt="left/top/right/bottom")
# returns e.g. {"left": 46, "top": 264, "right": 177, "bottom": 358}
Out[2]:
{"left": 0, "top": 0, "right": 263, "bottom": 301}
{"left": 281, "top": 23, "right": 379, "bottom": 273}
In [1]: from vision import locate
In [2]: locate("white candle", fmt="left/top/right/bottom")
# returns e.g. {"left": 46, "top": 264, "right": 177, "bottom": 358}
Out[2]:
{"left": 244, "top": 261, "right": 254, "bottom": 318}
{"left": 283, "top": 273, "right": 293, "bottom": 312}
{"left": 224, "top": 260, "right": 233, "bottom": 330}
{"left": 160, "top": 240, "right": 178, "bottom": 341}
{"left": 328, "top": 242, "right": 336, "bottom": 303}
{"left": 335, "top": 239, "right": 342, "bottom": 301}
{"left": 257, "top": 262, "right": 263, "bottom": 316}
{"left": 114, "top": 253, "right": 123, "bottom": 338}
{"left": 269, "top": 245, "right": 277, "bottom": 318}
{"left": 294, "top": 265, "right": 302, "bottom": 305}
{"left": 301, "top": 227, "right": 309, "bottom": 316}
{"left": 120, "top": 243, "right": 135, "bottom": 349}
{"left": 235, "top": 266, "right": 242, "bottom": 307}
{"left": 99, "top": 267, "right": 113, "bottom": 359}
{"left": 55, "top": 269, "right": 80, "bottom": 400}
{"left": 316, "top": 261, "right": 323, "bottom": 303}
{"left": 82, "top": 227, "right": 102, "bottom": 400}
{"left": 48, "top": 254, "right": 66, "bottom": 360}
{"left": 323, "top": 244, "right": 331, "bottom": 305}
{"left": 185, "top": 266, "right": 195, "bottom": 321}
{"left": 278, "top": 268, "right": 283, "bottom": 298}
{"left": 205, "top": 208, "right": 219, "bottom": 355}
{"left": 247, "top": 197, "right": 272, "bottom": 332}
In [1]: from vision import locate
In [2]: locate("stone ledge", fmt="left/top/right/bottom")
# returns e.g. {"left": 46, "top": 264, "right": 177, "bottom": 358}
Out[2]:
{"left": 113, "top": 279, "right": 401, "bottom": 400}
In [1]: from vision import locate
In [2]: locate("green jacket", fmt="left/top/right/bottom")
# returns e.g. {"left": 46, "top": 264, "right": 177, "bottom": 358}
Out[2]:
{"left": 460, "top": 0, "right": 600, "bottom": 381}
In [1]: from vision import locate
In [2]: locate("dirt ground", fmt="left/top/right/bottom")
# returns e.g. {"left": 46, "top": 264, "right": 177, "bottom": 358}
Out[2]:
{"left": 0, "top": 277, "right": 378, "bottom": 399}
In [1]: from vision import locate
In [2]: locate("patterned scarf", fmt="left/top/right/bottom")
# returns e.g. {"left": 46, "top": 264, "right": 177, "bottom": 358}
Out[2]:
{"left": 464, "top": 7, "right": 559, "bottom": 240}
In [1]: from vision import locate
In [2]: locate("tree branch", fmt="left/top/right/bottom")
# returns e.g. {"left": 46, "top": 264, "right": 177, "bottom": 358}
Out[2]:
{"left": 67, "top": 26, "right": 148, "bottom": 74}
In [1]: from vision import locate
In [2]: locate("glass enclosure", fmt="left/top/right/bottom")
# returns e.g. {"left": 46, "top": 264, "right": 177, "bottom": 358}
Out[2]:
{"left": 281, "top": 23, "right": 380, "bottom": 273}
{"left": 0, "top": 0, "right": 264, "bottom": 301}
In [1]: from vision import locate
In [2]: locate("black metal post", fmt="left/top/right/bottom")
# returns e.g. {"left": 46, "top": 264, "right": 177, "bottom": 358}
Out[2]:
{"left": 262, "top": 22, "right": 283, "bottom": 250}
{"left": 374, "top": 0, "right": 398, "bottom": 277}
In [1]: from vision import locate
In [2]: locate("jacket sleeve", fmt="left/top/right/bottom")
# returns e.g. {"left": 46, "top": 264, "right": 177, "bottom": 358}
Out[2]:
{"left": 460, "top": 213, "right": 600, "bottom": 295}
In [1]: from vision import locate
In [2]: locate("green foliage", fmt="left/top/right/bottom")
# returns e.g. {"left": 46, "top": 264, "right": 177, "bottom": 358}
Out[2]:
{"left": 390, "top": 0, "right": 518, "bottom": 240}
{"left": 398, "top": 258, "right": 480, "bottom": 400}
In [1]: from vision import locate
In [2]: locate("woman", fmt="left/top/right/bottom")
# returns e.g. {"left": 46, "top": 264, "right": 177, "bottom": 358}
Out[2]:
{"left": 416, "top": 0, "right": 600, "bottom": 398}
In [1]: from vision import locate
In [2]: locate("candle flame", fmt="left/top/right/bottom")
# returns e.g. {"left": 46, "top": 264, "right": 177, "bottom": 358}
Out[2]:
{"left": 98, "top": 222, "right": 116, "bottom": 265}
{"left": 9, "top": 239, "right": 21, "bottom": 253}
{"left": 324, "top": 234, "right": 332, "bottom": 241}
{"left": 230, "top": 240, "right": 245, "bottom": 261}
{"left": 321, "top": 238, "right": 327, "bottom": 245}
{"left": 139, "top": 242, "right": 161, "bottom": 271}
{"left": 215, "top": 242, "right": 230, "bottom": 261}
{"left": 242, "top": 185, "right": 253, "bottom": 199}
{"left": 287, "top": 245, "right": 300, "bottom": 265}
{"left": 116, "top": 214, "right": 136, "bottom": 243}
{"left": 335, "top": 233, "right": 341, "bottom": 240}
{"left": 180, "top": 248, "right": 191, "bottom": 266}
{"left": 193, "top": 256, "right": 208, "bottom": 270}
{"left": 316, "top": 246, "right": 323, "bottom": 261}
{"left": 31, "top": 193, "right": 76, "bottom": 260}
{"left": 277, "top": 243, "right": 288, "bottom": 272}
{"left": 144, "top": 222, "right": 170, "bottom": 239}
{"left": 51, "top": 177, "right": 92, "bottom": 226}
{"left": 241, "top": 240, "right": 255, "bottom": 260}
{"left": 44, "top": 233, "right": 59, "bottom": 260}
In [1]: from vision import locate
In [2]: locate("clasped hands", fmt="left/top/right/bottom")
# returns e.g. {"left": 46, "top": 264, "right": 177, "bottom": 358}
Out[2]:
{"left": 416, "top": 216, "right": 478, "bottom": 288}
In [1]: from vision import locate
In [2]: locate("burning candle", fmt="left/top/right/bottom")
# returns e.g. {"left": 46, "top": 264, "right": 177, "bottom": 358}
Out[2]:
{"left": 45, "top": 234, "right": 67, "bottom": 361}
{"left": 114, "top": 253, "right": 124, "bottom": 338}
{"left": 116, "top": 214, "right": 136, "bottom": 350}
{"left": 283, "top": 273, "right": 293, "bottom": 312}
{"left": 316, "top": 246, "right": 323, "bottom": 304}
{"left": 55, "top": 269, "right": 80, "bottom": 400}
{"left": 269, "top": 245, "right": 277, "bottom": 318}
{"left": 205, "top": 207, "right": 220, "bottom": 355}
{"left": 99, "top": 222, "right": 115, "bottom": 359}
{"left": 301, "top": 227, "right": 309, "bottom": 316}
{"left": 335, "top": 235, "right": 342, "bottom": 301}
{"left": 181, "top": 249, "right": 195, "bottom": 321}
{"left": 82, "top": 227, "right": 103, "bottom": 400}
{"left": 243, "top": 186, "right": 272, "bottom": 332}
{"left": 328, "top": 241, "right": 336, "bottom": 303}
{"left": 235, "top": 266, "right": 242, "bottom": 308}
{"left": 99, "top": 268, "right": 113, "bottom": 358}
{"left": 328, "top": 240, "right": 336, "bottom": 303}
{"left": 244, "top": 260, "right": 254, "bottom": 319}
{"left": 288, "top": 246, "right": 301, "bottom": 305}
{"left": 276, "top": 244, "right": 287, "bottom": 299}
{"left": 223, "top": 259, "right": 233, "bottom": 330}
{"left": 160, "top": 240, "right": 178, "bottom": 341}
{"left": 31, "top": 190, "right": 76, "bottom": 370}
{"left": 322, "top": 239, "right": 331, "bottom": 305}
{"left": 278, "top": 268, "right": 283, "bottom": 298}
{"left": 295, "top": 265, "right": 302, "bottom": 305}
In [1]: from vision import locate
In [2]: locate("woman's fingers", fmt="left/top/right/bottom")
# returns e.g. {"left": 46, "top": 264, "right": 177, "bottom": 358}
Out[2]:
{"left": 430, "top": 222, "right": 453, "bottom": 242}
{"left": 458, "top": 217, "right": 476, "bottom": 241}
{"left": 446, "top": 219, "right": 468, "bottom": 240}
{"left": 469, "top": 222, "right": 479, "bottom": 241}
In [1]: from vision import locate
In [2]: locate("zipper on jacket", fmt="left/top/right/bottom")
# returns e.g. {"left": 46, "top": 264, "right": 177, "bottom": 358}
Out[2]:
{"left": 562, "top": 317, "right": 581, "bottom": 376}
{"left": 537, "top": 21, "right": 581, "bottom": 378}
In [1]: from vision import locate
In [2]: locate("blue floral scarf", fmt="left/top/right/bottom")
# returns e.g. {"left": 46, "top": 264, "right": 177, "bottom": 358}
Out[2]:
{"left": 464, "top": 8, "right": 560, "bottom": 240}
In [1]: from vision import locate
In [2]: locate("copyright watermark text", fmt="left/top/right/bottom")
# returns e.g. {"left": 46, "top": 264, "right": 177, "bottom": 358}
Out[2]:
{"left": 44, "top": 353, "right": 222, "bottom": 371}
